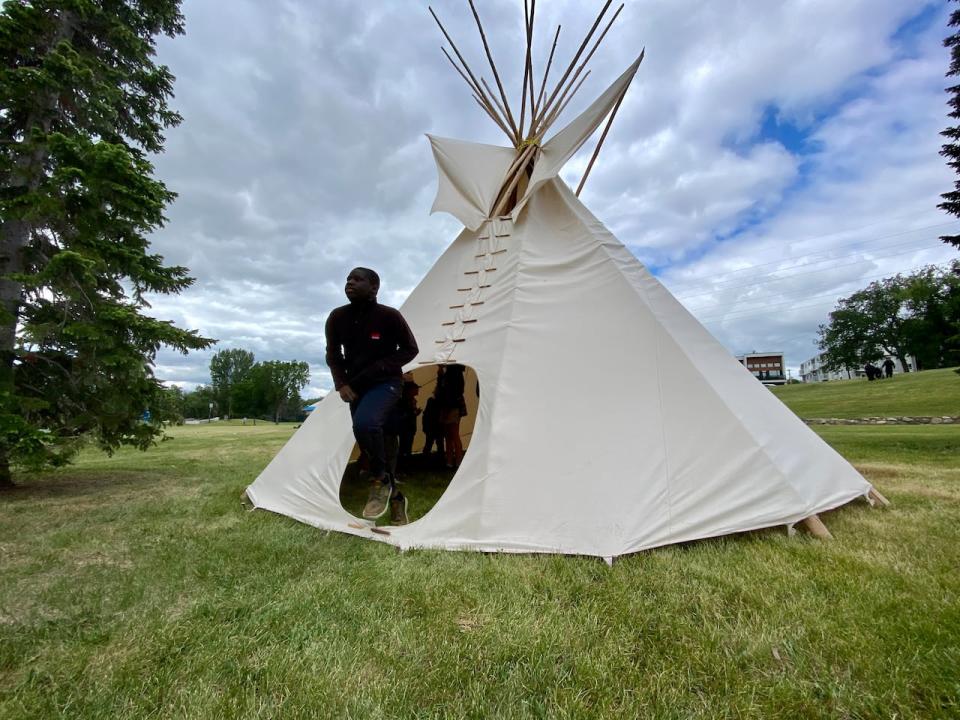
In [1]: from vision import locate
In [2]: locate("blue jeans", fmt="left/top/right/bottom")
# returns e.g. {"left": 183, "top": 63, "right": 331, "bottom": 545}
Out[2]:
{"left": 350, "top": 379, "right": 402, "bottom": 478}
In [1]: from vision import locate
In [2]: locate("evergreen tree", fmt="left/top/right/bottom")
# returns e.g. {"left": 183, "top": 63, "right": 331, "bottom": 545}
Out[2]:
{"left": 940, "top": 1, "right": 960, "bottom": 249}
{"left": 0, "top": 1, "right": 213, "bottom": 485}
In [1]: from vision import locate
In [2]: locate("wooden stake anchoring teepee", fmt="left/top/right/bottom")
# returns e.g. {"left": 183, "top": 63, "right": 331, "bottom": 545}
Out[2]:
{"left": 429, "top": 0, "right": 638, "bottom": 214}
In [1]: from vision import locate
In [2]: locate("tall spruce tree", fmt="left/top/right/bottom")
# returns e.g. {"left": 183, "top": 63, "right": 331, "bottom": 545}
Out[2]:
{"left": 940, "top": 0, "right": 960, "bottom": 249}
{"left": 0, "top": 0, "right": 213, "bottom": 486}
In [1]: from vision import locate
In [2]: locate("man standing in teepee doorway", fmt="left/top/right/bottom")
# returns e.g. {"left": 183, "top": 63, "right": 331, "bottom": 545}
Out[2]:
{"left": 325, "top": 268, "right": 419, "bottom": 522}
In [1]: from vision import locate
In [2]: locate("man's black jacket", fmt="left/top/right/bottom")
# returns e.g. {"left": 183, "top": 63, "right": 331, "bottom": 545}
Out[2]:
{"left": 324, "top": 299, "right": 418, "bottom": 395}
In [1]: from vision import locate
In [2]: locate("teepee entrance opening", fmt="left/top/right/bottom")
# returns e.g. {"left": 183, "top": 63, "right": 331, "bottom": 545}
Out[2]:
{"left": 338, "top": 364, "right": 480, "bottom": 524}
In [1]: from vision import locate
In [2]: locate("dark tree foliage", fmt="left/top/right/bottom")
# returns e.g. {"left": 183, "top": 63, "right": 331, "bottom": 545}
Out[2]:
{"left": 154, "top": 385, "right": 185, "bottom": 425}
{"left": 209, "top": 348, "right": 254, "bottom": 420}
{"left": 182, "top": 384, "right": 217, "bottom": 420}
{"left": 818, "top": 263, "right": 960, "bottom": 373}
{"left": 0, "top": 1, "right": 214, "bottom": 485}
{"left": 940, "top": 1, "right": 960, "bottom": 249}
{"left": 185, "top": 353, "right": 311, "bottom": 423}
{"left": 901, "top": 263, "right": 960, "bottom": 369}
{"left": 818, "top": 281, "right": 905, "bottom": 373}
{"left": 243, "top": 360, "right": 310, "bottom": 424}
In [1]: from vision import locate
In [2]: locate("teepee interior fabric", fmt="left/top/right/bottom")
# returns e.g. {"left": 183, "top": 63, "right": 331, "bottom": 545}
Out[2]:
{"left": 245, "top": 60, "right": 874, "bottom": 559}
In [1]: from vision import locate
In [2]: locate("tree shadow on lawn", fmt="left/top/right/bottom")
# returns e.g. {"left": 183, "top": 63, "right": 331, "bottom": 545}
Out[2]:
{"left": 0, "top": 469, "right": 169, "bottom": 504}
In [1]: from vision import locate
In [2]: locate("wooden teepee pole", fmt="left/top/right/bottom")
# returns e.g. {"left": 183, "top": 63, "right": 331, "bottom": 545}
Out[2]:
{"left": 532, "top": 0, "right": 613, "bottom": 131}
{"left": 527, "top": 1, "right": 538, "bottom": 133}
{"left": 431, "top": 7, "right": 513, "bottom": 137}
{"left": 473, "top": 94, "right": 516, "bottom": 142}
{"left": 491, "top": 142, "right": 539, "bottom": 217}
{"left": 576, "top": 49, "right": 641, "bottom": 196}
{"left": 801, "top": 515, "right": 833, "bottom": 540}
{"left": 490, "top": 88, "right": 571, "bottom": 219}
{"left": 538, "top": 69, "right": 591, "bottom": 137}
{"left": 534, "top": 24, "right": 561, "bottom": 120}
{"left": 482, "top": 77, "right": 516, "bottom": 137}
{"left": 467, "top": 0, "right": 520, "bottom": 143}
{"left": 575, "top": 86, "right": 626, "bottom": 196}
{"left": 491, "top": 138, "right": 542, "bottom": 211}
{"left": 538, "top": 3, "right": 624, "bottom": 136}
{"left": 520, "top": 0, "right": 533, "bottom": 138}
{"left": 440, "top": 47, "right": 514, "bottom": 141}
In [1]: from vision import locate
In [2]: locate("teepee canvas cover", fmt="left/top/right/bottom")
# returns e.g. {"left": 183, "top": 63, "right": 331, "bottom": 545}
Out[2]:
{"left": 245, "top": 7, "right": 876, "bottom": 558}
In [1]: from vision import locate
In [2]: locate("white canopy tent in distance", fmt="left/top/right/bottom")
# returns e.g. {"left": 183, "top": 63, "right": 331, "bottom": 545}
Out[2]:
{"left": 245, "top": 1, "right": 889, "bottom": 561}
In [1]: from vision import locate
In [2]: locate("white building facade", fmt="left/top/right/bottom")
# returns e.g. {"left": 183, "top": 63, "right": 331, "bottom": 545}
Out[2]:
{"left": 799, "top": 352, "right": 916, "bottom": 383}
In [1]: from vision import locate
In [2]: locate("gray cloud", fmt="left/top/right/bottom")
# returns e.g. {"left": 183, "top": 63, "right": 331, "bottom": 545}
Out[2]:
{"left": 143, "top": 0, "right": 955, "bottom": 395}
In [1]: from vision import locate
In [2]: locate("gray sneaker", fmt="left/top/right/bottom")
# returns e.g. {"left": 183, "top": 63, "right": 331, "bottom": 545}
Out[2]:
{"left": 389, "top": 491, "right": 409, "bottom": 525}
{"left": 362, "top": 477, "right": 392, "bottom": 519}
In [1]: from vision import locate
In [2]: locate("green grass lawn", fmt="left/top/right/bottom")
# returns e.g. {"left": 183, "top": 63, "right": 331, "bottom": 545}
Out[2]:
{"left": 1, "top": 416, "right": 959, "bottom": 718}
{"left": 771, "top": 366, "right": 960, "bottom": 419}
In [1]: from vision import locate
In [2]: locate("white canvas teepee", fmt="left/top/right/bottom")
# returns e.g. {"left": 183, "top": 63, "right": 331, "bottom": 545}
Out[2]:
{"left": 245, "top": 6, "right": 879, "bottom": 558}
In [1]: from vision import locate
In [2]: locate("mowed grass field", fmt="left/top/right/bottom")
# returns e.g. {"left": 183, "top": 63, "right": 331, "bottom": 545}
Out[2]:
{"left": 771, "top": 366, "right": 960, "bottom": 419}
{"left": 1, "top": 373, "right": 959, "bottom": 718}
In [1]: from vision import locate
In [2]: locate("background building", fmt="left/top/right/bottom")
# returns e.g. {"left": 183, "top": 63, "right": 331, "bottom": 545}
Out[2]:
{"left": 799, "top": 354, "right": 855, "bottom": 382}
{"left": 736, "top": 352, "right": 787, "bottom": 385}
{"left": 799, "top": 352, "right": 916, "bottom": 382}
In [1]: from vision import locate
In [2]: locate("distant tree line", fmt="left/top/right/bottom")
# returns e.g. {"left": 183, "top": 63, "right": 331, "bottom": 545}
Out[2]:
{"left": 817, "top": 262, "right": 960, "bottom": 373}
{"left": 165, "top": 349, "right": 311, "bottom": 424}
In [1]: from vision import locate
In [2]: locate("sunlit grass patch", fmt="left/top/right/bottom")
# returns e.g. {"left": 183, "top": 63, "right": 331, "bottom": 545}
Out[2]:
{"left": 772, "top": 367, "right": 960, "bottom": 419}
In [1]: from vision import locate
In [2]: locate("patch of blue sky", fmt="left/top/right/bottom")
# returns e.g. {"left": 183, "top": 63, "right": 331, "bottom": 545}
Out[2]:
{"left": 757, "top": 106, "right": 809, "bottom": 156}
{"left": 640, "top": 237, "right": 723, "bottom": 278}
{"left": 704, "top": 5, "right": 941, "bottom": 259}
{"left": 892, "top": 3, "right": 945, "bottom": 54}
{"left": 640, "top": 5, "right": 944, "bottom": 279}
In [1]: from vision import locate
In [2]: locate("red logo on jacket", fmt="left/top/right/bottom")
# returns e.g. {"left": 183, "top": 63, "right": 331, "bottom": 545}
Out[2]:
{"left": 370, "top": 332, "right": 381, "bottom": 340}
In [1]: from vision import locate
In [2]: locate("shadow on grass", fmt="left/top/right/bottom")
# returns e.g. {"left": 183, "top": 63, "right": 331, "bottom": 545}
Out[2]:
{"left": 0, "top": 470, "right": 168, "bottom": 503}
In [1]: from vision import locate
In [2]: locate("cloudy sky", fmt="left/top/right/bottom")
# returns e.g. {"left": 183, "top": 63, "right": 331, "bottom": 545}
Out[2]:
{"left": 144, "top": 0, "right": 958, "bottom": 397}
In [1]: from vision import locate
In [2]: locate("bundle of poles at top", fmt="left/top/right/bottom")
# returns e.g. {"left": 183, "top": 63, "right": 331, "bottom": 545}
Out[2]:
{"left": 429, "top": 0, "right": 638, "bottom": 215}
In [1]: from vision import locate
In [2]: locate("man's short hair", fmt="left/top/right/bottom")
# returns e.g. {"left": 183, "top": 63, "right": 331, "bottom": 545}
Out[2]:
{"left": 353, "top": 267, "right": 380, "bottom": 289}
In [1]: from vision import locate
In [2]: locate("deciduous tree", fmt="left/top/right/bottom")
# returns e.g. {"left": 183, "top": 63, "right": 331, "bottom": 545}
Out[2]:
{"left": 248, "top": 360, "right": 310, "bottom": 424}
{"left": 818, "top": 264, "right": 960, "bottom": 373}
{"left": 901, "top": 262, "right": 960, "bottom": 369}
{"left": 819, "top": 277, "right": 911, "bottom": 373}
{"left": 182, "top": 384, "right": 217, "bottom": 420}
{"left": 209, "top": 348, "right": 254, "bottom": 419}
